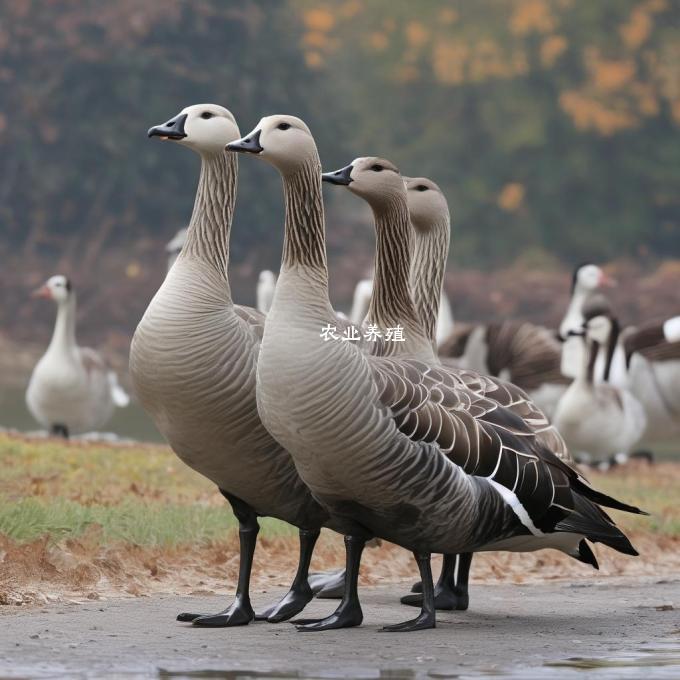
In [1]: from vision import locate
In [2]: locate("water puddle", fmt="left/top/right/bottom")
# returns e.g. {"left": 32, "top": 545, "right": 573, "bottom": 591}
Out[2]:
{"left": 157, "top": 641, "right": 680, "bottom": 679}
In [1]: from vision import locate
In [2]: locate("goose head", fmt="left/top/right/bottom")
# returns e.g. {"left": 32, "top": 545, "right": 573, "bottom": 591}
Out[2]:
{"left": 227, "top": 115, "right": 317, "bottom": 173}
{"left": 583, "top": 314, "right": 614, "bottom": 346}
{"left": 322, "top": 157, "right": 404, "bottom": 209}
{"left": 148, "top": 104, "right": 240, "bottom": 155}
{"left": 572, "top": 263, "right": 616, "bottom": 295}
{"left": 404, "top": 177, "right": 449, "bottom": 233}
{"left": 32, "top": 275, "right": 72, "bottom": 304}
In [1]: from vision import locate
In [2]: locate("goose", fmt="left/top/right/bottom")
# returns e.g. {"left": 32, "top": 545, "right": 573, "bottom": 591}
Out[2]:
{"left": 26, "top": 275, "right": 129, "bottom": 438}
{"left": 130, "top": 104, "right": 347, "bottom": 628}
{"left": 559, "top": 263, "right": 616, "bottom": 379}
{"left": 256, "top": 270, "right": 277, "bottom": 314}
{"left": 554, "top": 312, "right": 647, "bottom": 465}
{"left": 228, "top": 115, "right": 644, "bottom": 632}
{"left": 400, "top": 176, "right": 577, "bottom": 609}
{"left": 323, "top": 166, "right": 575, "bottom": 614}
{"left": 166, "top": 227, "right": 188, "bottom": 272}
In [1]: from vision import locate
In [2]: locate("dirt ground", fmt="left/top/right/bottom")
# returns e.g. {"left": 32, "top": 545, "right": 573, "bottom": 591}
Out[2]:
{"left": 0, "top": 578, "right": 678, "bottom": 679}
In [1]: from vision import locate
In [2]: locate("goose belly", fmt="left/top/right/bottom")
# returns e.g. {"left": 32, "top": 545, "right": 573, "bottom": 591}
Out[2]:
{"left": 26, "top": 357, "right": 113, "bottom": 433}
{"left": 130, "top": 277, "right": 317, "bottom": 525}
{"left": 257, "top": 320, "right": 519, "bottom": 554}
{"left": 554, "top": 385, "right": 644, "bottom": 459}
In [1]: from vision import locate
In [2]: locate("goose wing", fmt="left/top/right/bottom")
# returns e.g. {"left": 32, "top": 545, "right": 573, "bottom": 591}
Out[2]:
{"left": 623, "top": 320, "right": 680, "bottom": 367}
{"left": 370, "top": 357, "right": 642, "bottom": 540}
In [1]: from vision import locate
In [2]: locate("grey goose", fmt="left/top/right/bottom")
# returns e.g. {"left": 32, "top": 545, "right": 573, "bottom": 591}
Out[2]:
{"left": 229, "top": 115, "right": 645, "bottom": 632}
{"left": 130, "top": 104, "right": 345, "bottom": 628}
{"left": 322, "top": 165, "right": 576, "bottom": 614}
{"left": 26, "top": 275, "right": 129, "bottom": 438}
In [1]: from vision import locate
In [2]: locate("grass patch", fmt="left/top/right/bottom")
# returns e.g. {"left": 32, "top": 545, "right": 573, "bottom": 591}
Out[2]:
{"left": 0, "top": 497, "right": 296, "bottom": 546}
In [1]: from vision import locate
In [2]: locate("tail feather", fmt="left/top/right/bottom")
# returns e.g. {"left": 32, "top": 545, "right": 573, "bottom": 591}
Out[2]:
{"left": 574, "top": 539, "right": 599, "bottom": 570}
{"left": 555, "top": 494, "right": 639, "bottom": 557}
{"left": 572, "top": 478, "right": 648, "bottom": 516}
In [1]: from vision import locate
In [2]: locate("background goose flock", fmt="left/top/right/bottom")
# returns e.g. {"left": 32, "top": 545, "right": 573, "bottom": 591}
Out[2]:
{"left": 26, "top": 100, "right": 662, "bottom": 635}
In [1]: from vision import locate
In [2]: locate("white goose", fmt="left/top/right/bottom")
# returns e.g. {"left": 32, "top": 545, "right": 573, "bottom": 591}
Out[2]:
{"left": 229, "top": 115, "right": 644, "bottom": 632}
{"left": 26, "top": 275, "right": 129, "bottom": 438}
{"left": 554, "top": 312, "right": 647, "bottom": 465}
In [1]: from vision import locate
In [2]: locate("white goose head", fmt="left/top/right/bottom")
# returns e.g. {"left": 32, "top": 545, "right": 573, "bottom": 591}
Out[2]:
{"left": 32, "top": 275, "right": 72, "bottom": 305}
{"left": 148, "top": 104, "right": 240, "bottom": 155}
{"left": 404, "top": 177, "right": 449, "bottom": 233}
{"left": 584, "top": 314, "right": 614, "bottom": 346}
{"left": 322, "top": 157, "right": 404, "bottom": 209}
{"left": 572, "top": 263, "right": 616, "bottom": 295}
{"left": 227, "top": 115, "right": 317, "bottom": 173}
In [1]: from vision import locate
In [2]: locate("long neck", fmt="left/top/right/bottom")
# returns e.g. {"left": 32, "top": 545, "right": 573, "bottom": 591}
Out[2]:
{"left": 410, "top": 218, "right": 450, "bottom": 348}
{"left": 280, "top": 157, "right": 329, "bottom": 290}
{"left": 577, "top": 337, "right": 599, "bottom": 386}
{"left": 367, "top": 195, "right": 423, "bottom": 340}
{"left": 48, "top": 295, "right": 77, "bottom": 354}
{"left": 181, "top": 151, "right": 237, "bottom": 289}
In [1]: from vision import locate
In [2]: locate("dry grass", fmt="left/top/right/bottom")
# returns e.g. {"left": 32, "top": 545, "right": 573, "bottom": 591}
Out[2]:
{"left": 0, "top": 433, "right": 678, "bottom": 607}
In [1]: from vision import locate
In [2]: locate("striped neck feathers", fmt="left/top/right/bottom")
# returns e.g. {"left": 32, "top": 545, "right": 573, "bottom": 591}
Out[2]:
{"left": 181, "top": 151, "right": 237, "bottom": 283}
{"left": 368, "top": 194, "right": 425, "bottom": 341}
{"left": 280, "top": 157, "right": 329, "bottom": 287}
{"left": 410, "top": 216, "right": 450, "bottom": 348}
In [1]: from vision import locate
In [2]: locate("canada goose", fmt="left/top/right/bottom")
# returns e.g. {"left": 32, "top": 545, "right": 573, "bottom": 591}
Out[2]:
{"left": 554, "top": 312, "right": 647, "bottom": 465}
{"left": 229, "top": 115, "right": 644, "bottom": 632}
{"left": 256, "top": 270, "right": 277, "bottom": 314}
{"left": 26, "top": 275, "right": 129, "bottom": 438}
{"left": 130, "top": 104, "right": 345, "bottom": 628}
{"left": 166, "top": 227, "right": 188, "bottom": 272}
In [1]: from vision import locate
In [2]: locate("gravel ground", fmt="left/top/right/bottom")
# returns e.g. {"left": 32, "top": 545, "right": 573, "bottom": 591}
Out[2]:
{"left": 0, "top": 577, "right": 678, "bottom": 678}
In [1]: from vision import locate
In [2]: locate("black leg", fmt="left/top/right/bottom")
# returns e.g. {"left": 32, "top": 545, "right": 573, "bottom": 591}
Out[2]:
{"left": 294, "top": 535, "right": 365, "bottom": 631}
{"left": 255, "top": 528, "right": 320, "bottom": 622}
{"left": 177, "top": 491, "right": 258, "bottom": 627}
{"left": 383, "top": 552, "right": 436, "bottom": 632}
{"left": 401, "top": 552, "right": 472, "bottom": 611}
{"left": 51, "top": 424, "right": 69, "bottom": 439}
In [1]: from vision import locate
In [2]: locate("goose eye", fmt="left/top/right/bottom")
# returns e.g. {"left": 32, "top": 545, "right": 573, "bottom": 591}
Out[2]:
{"left": 277, "top": 122, "right": 291, "bottom": 130}
{"left": 371, "top": 164, "right": 383, "bottom": 172}
{"left": 416, "top": 185, "right": 428, "bottom": 192}
{"left": 200, "top": 112, "right": 214, "bottom": 120}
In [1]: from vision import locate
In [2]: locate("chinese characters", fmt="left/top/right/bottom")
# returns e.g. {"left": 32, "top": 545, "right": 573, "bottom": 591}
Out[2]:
{"left": 320, "top": 324, "right": 405, "bottom": 342}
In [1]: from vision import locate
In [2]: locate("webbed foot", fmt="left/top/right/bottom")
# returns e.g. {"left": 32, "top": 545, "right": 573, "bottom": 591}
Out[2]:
{"left": 255, "top": 584, "right": 314, "bottom": 623}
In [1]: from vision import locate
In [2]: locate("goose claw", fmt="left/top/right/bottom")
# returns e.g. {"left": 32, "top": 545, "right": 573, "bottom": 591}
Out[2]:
{"left": 294, "top": 607, "right": 363, "bottom": 631}
{"left": 255, "top": 585, "right": 314, "bottom": 623}
{"left": 185, "top": 599, "right": 255, "bottom": 627}
{"left": 400, "top": 587, "right": 469, "bottom": 611}
{"left": 380, "top": 611, "right": 436, "bottom": 632}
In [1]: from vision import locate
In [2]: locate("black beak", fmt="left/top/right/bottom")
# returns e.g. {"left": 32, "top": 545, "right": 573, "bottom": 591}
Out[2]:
{"left": 322, "top": 164, "right": 353, "bottom": 186}
{"left": 148, "top": 113, "right": 188, "bottom": 140}
{"left": 227, "top": 129, "right": 263, "bottom": 154}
